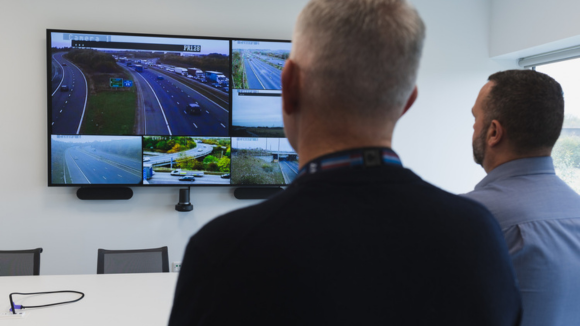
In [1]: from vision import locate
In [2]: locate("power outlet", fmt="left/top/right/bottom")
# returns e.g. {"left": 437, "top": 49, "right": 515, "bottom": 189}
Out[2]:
{"left": 0, "top": 311, "right": 25, "bottom": 319}
{"left": 171, "top": 261, "right": 182, "bottom": 272}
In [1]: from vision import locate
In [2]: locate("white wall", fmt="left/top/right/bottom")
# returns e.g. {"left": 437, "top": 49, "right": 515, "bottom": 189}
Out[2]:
{"left": 491, "top": 0, "right": 580, "bottom": 61}
{"left": 0, "top": 0, "right": 516, "bottom": 275}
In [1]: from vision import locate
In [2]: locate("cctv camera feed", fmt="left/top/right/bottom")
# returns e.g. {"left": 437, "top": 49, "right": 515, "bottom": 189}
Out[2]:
{"left": 49, "top": 31, "right": 230, "bottom": 136}
{"left": 48, "top": 30, "right": 295, "bottom": 187}
{"left": 51, "top": 135, "right": 142, "bottom": 185}
{"left": 143, "top": 136, "right": 231, "bottom": 185}
{"left": 231, "top": 90, "right": 284, "bottom": 137}
{"left": 232, "top": 40, "right": 291, "bottom": 90}
{"left": 231, "top": 137, "right": 298, "bottom": 185}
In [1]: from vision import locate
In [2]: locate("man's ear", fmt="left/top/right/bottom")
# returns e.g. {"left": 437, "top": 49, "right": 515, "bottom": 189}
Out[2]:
{"left": 401, "top": 86, "right": 418, "bottom": 116}
{"left": 282, "top": 59, "right": 299, "bottom": 116}
{"left": 487, "top": 120, "right": 504, "bottom": 148}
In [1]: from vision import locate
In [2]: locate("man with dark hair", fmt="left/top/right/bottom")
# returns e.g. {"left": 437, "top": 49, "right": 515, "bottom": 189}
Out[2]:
{"left": 465, "top": 69, "right": 580, "bottom": 326}
{"left": 169, "top": 1, "right": 522, "bottom": 325}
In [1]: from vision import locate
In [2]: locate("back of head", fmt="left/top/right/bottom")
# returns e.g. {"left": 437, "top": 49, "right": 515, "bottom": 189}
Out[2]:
{"left": 486, "top": 70, "right": 564, "bottom": 154}
{"left": 293, "top": 0, "right": 425, "bottom": 122}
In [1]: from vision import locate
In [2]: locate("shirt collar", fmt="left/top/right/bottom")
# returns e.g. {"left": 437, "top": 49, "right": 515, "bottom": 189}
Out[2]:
{"left": 297, "top": 147, "right": 402, "bottom": 179}
{"left": 475, "top": 156, "right": 556, "bottom": 190}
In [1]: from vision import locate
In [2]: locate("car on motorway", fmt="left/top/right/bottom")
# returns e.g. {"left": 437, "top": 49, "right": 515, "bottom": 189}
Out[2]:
{"left": 179, "top": 176, "right": 196, "bottom": 182}
{"left": 187, "top": 74, "right": 194, "bottom": 78}
{"left": 171, "top": 170, "right": 186, "bottom": 176}
{"left": 222, "top": 87, "right": 229, "bottom": 93}
{"left": 197, "top": 148, "right": 203, "bottom": 152}
{"left": 60, "top": 85, "right": 69, "bottom": 91}
{"left": 187, "top": 102, "right": 202, "bottom": 115}
{"left": 212, "top": 83, "right": 222, "bottom": 88}
{"left": 157, "top": 75, "right": 164, "bottom": 80}
{"left": 220, "top": 174, "right": 231, "bottom": 179}
{"left": 62, "top": 62, "right": 67, "bottom": 66}
{"left": 191, "top": 171, "right": 205, "bottom": 177}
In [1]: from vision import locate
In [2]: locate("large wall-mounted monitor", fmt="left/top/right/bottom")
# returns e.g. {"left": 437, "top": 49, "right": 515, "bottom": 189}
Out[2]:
{"left": 47, "top": 30, "right": 295, "bottom": 187}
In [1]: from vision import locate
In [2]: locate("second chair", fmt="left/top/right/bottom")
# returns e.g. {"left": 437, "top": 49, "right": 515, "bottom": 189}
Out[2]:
{"left": 97, "top": 246, "right": 169, "bottom": 274}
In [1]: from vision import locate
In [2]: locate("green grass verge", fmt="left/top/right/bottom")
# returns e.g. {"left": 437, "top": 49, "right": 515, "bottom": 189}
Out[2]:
{"left": 81, "top": 91, "right": 136, "bottom": 135}
{"left": 231, "top": 153, "right": 285, "bottom": 185}
{"left": 232, "top": 51, "right": 249, "bottom": 89}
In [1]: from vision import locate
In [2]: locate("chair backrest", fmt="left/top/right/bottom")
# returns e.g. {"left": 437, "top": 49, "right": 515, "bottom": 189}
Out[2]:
{"left": 97, "top": 246, "right": 169, "bottom": 274}
{"left": 0, "top": 248, "right": 43, "bottom": 276}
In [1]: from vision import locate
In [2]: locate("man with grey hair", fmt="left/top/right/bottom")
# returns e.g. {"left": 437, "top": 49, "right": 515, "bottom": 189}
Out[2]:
{"left": 169, "top": 1, "right": 522, "bottom": 325}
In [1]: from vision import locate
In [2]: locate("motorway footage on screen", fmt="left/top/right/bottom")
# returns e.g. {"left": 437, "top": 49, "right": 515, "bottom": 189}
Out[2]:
{"left": 51, "top": 135, "right": 142, "bottom": 185}
{"left": 232, "top": 90, "right": 284, "bottom": 137}
{"left": 143, "top": 137, "right": 231, "bottom": 185}
{"left": 50, "top": 32, "right": 230, "bottom": 137}
{"left": 232, "top": 40, "right": 291, "bottom": 90}
{"left": 231, "top": 137, "right": 298, "bottom": 185}
{"left": 48, "top": 31, "right": 296, "bottom": 187}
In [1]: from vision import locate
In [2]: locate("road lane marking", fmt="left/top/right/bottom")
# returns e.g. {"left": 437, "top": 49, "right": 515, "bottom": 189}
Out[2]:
{"left": 51, "top": 54, "right": 65, "bottom": 96}
{"left": 221, "top": 123, "right": 226, "bottom": 128}
{"left": 68, "top": 149, "right": 91, "bottom": 183}
{"left": 68, "top": 61, "right": 89, "bottom": 135}
{"left": 135, "top": 71, "right": 173, "bottom": 135}
{"left": 206, "top": 110, "right": 209, "bottom": 114}
{"left": 193, "top": 123, "right": 198, "bottom": 128}
{"left": 177, "top": 102, "right": 179, "bottom": 105}
{"left": 247, "top": 58, "right": 266, "bottom": 89}
{"left": 60, "top": 110, "right": 62, "bottom": 113}
{"left": 158, "top": 72, "right": 229, "bottom": 112}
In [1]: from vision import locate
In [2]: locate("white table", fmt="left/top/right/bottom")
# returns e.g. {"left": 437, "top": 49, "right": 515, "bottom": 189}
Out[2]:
{"left": 0, "top": 273, "right": 178, "bottom": 325}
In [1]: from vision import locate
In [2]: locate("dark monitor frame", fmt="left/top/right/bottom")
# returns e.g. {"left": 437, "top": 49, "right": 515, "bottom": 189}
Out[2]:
{"left": 47, "top": 29, "right": 292, "bottom": 188}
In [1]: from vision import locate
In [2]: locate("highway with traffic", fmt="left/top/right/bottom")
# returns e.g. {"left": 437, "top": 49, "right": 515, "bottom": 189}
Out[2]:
{"left": 146, "top": 172, "right": 230, "bottom": 185}
{"left": 243, "top": 54, "right": 283, "bottom": 90}
{"left": 64, "top": 146, "right": 141, "bottom": 184}
{"left": 122, "top": 62, "right": 229, "bottom": 136}
{"left": 144, "top": 143, "right": 215, "bottom": 165}
{"left": 144, "top": 143, "right": 230, "bottom": 185}
{"left": 51, "top": 52, "right": 88, "bottom": 135}
{"left": 279, "top": 160, "right": 299, "bottom": 184}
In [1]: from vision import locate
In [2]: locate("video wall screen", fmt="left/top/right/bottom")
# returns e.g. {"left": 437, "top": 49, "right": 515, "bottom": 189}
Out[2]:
{"left": 48, "top": 31, "right": 296, "bottom": 186}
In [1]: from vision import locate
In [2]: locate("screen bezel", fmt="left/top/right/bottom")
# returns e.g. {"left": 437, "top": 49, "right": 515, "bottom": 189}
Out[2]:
{"left": 47, "top": 29, "right": 292, "bottom": 188}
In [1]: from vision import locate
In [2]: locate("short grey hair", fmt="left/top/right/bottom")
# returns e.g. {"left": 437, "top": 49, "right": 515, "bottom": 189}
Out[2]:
{"left": 294, "top": 0, "right": 425, "bottom": 118}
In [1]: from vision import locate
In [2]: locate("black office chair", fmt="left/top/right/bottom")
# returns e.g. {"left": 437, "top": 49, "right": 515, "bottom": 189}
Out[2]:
{"left": 97, "top": 246, "right": 169, "bottom": 274}
{"left": 0, "top": 248, "right": 43, "bottom": 276}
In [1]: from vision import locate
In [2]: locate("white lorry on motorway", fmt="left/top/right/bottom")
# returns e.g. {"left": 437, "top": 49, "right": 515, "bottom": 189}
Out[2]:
{"left": 205, "top": 71, "right": 229, "bottom": 86}
{"left": 174, "top": 67, "right": 188, "bottom": 75}
{"left": 171, "top": 169, "right": 204, "bottom": 177}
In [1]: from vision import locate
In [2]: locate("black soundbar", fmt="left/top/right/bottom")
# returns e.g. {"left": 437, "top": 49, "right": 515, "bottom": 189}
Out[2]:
{"left": 234, "top": 187, "right": 284, "bottom": 200}
{"left": 77, "top": 187, "right": 133, "bottom": 200}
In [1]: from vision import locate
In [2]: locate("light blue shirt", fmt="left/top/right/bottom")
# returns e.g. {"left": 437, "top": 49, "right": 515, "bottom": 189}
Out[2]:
{"left": 463, "top": 157, "right": 580, "bottom": 326}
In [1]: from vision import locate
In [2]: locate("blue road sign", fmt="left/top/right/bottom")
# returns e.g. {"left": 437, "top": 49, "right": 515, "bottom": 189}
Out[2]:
{"left": 124, "top": 80, "right": 133, "bottom": 87}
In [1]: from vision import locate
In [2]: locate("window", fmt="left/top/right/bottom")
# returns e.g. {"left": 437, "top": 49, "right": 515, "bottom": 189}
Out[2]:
{"left": 536, "top": 58, "right": 580, "bottom": 193}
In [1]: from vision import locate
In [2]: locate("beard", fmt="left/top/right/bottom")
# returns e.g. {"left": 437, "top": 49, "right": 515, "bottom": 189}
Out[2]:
{"left": 472, "top": 128, "right": 487, "bottom": 166}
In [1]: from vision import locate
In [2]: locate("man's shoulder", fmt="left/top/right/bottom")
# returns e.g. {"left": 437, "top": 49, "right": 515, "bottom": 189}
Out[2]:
{"left": 463, "top": 173, "right": 580, "bottom": 226}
